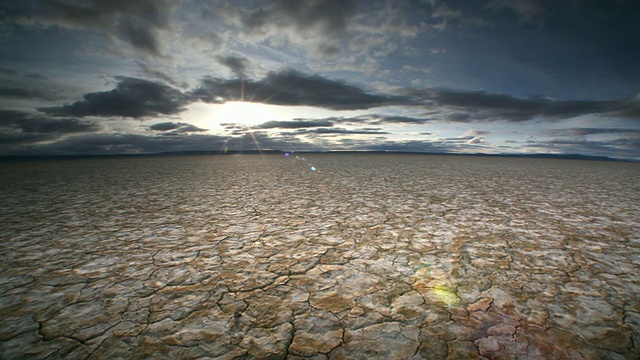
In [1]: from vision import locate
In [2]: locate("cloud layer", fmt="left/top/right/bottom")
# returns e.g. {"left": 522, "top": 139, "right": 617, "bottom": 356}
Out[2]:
{"left": 1, "top": 1, "right": 639, "bottom": 160}
{"left": 39, "top": 77, "right": 189, "bottom": 118}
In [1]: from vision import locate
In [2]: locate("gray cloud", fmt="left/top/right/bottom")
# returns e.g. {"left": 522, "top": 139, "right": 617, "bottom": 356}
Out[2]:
{"left": 191, "top": 69, "right": 409, "bottom": 110}
{"left": 0, "top": 109, "right": 100, "bottom": 134}
{"left": 13, "top": 0, "right": 172, "bottom": 57}
{"left": 0, "top": 109, "right": 30, "bottom": 123}
{"left": 465, "top": 130, "right": 490, "bottom": 136}
{"left": 0, "top": 132, "right": 54, "bottom": 146}
{"left": 366, "top": 115, "right": 429, "bottom": 124}
{"left": 254, "top": 119, "right": 334, "bottom": 129}
{"left": 520, "top": 137, "right": 640, "bottom": 160}
{"left": 22, "top": 69, "right": 640, "bottom": 130}
{"left": 0, "top": 87, "right": 39, "bottom": 99}
{"left": 149, "top": 122, "right": 207, "bottom": 133}
{"left": 217, "top": 54, "right": 251, "bottom": 78}
{"left": 467, "top": 137, "right": 486, "bottom": 144}
{"left": 293, "top": 127, "right": 389, "bottom": 135}
{"left": 15, "top": 117, "right": 100, "bottom": 134}
{"left": 39, "top": 77, "right": 188, "bottom": 118}
{"left": 212, "top": 0, "right": 357, "bottom": 57}
{"left": 609, "top": 95, "right": 640, "bottom": 119}
{"left": 485, "top": 0, "right": 547, "bottom": 24}
{"left": 546, "top": 128, "right": 640, "bottom": 136}
{"left": 117, "top": 17, "right": 162, "bottom": 56}
{"left": 0, "top": 109, "right": 102, "bottom": 153}
{"left": 0, "top": 68, "right": 65, "bottom": 101}
{"left": 4, "top": 130, "right": 318, "bottom": 156}
{"left": 0, "top": 67, "right": 19, "bottom": 76}
{"left": 408, "top": 88, "right": 640, "bottom": 121}
{"left": 136, "top": 62, "right": 186, "bottom": 88}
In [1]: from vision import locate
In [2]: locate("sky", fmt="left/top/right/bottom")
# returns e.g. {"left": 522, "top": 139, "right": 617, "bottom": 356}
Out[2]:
{"left": 1, "top": 0, "right": 639, "bottom": 160}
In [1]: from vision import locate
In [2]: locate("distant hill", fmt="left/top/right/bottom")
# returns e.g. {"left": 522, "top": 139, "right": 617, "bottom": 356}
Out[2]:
{"left": 0, "top": 150, "right": 635, "bottom": 162}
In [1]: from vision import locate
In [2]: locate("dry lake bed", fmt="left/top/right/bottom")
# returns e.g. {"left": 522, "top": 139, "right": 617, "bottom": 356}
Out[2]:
{"left": 1, "top": 154, "right": 639, "bottom": 359}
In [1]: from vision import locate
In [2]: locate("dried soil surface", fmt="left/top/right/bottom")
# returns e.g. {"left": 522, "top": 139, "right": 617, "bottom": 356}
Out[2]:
{"left": 1, "top": 155, "right": 638, "bottom": 359}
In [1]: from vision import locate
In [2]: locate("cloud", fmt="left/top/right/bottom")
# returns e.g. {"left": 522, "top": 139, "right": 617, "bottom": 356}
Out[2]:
{"left": 217, "top": 54, "right": 251, "bottom": 78}
{"left": 520, "top": 137, "right": 640, "bottom": 160}
{"left": 407, "top": 88, "right": 639, "bottom": 121}
{"left": 0, "top": 109, "right": 100, "bottom": 134}
{"left": 466, "top": 137, "right": 486, "bottom": 144}
{"left": 0, "top": 109, "right": 102, "bottom": 153}
{"left": 366, "top": 114, "right": 429, "bottom": 124}
{"left": 191, "top": 69, "right": 410, "bottom": 110}
{"left": 0, "top": 132, "right": 54, "bottom": 146}
{"left": 136, "top": 62, "right": 186, "bottom": 88}
{"left": 4, "top": 130, "right": 319, "bottom": 156}
{"left": 486, "top": 0, "right": 546, "bottom": 24}
{"left": 254, "top": 119, "right": 334, "bottom": 129}
{"left": 0, "top": 67, "right": 19, "bottom": 77}
{"left": 39, "top": 77, "right": 188, "bottom": 118}
{"left": 0, "top": 87, "right": 40, "bottom": 99}
{"left": 608, "top": 94, "right": 640, "bottom": 119}
{"left": 293, "top": 127, "right": 389, "bottom": 135}
{"left": 13, "top": 0, "right": 172, "bottom": 57}
{"left": 14, "top": 117, "right": 101, "bottom": 134}
{"left": 204, "top": 0, "right": 357, "bottom": 59}
{"left": 546, "top": 128, "right": 640, "bottom": 136}
{"left": 0, "top": 109, "right": 30, "bottom": 123}
{"left": 0, "top": 68, "right": 65, "bottom": 101}
{"left": 464, "top": 130, "right": 490, "bottom": 136}
{"left": 149, "top": 122, "right": 207, "bottom": 133}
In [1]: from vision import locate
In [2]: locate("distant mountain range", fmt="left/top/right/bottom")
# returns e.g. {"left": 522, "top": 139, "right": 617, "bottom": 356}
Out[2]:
{"left": 0, "top": 150, "right": 636, "bottom": 162}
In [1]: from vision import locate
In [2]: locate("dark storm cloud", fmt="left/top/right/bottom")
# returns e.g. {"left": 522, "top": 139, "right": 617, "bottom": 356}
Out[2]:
{"left": 546, "top": 128, "right": 640, "bottom": 136}
{"left": 254, "top": 119, "right": 334, "bottom": 129}
{"left": 39, "top": 77, "right": 188, "bottom": 118}
{"left": 191, "top": 69, "right": 410, "bottom": 110}
{"left": 149, "top": 122, "right": 206, "bottom": 133}
{"left": 217, "top": 55, "right": 251, "bottom": 78}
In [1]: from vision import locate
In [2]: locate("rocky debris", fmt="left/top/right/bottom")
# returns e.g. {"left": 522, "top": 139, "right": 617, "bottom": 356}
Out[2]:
{"left": 1, "top": 154, "right": 638, "bottom": 359}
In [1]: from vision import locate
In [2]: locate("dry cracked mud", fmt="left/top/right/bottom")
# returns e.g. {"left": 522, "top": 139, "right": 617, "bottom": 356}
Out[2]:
{"left": 1, "top": 154, "right": 639, "bottom": 359}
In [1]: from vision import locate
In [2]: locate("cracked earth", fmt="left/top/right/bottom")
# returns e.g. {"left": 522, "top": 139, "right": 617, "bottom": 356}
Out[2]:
{"left": 1, "top": 154, "right": 639, "bottom": 359}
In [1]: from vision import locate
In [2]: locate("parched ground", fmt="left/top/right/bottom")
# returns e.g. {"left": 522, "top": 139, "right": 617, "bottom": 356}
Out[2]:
{"left": 1, "top": 155, "right": 639, "bottom": 359}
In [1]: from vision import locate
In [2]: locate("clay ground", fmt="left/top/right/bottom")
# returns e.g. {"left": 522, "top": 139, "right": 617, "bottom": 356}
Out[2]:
{"left": 1, "top": 155, "right": 638, "bottom": 359}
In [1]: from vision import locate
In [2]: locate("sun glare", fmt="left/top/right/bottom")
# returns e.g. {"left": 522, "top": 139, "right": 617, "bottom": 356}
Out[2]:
{"left": 214, "top": 101, "right": 284, "bottom": 127}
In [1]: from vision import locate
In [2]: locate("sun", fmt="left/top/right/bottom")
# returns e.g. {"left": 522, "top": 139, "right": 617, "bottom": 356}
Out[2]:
{"left": 214, "top": 101, "right": 286, "bottom": 127}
